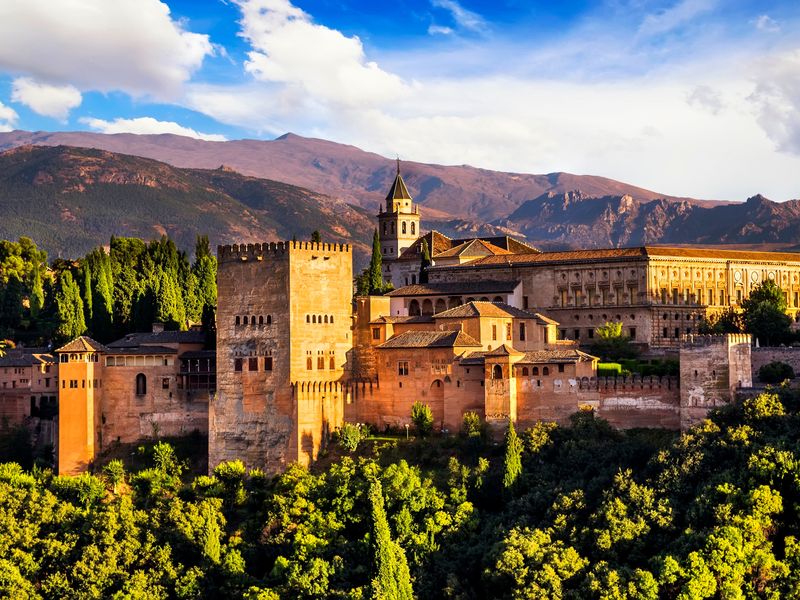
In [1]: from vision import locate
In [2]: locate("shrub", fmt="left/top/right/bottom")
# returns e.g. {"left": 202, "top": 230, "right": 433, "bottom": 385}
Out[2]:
{"left": 337, "top": 423, "right": 369, "bottom": 453}
{"left": 411, "top": 402, "right": 434, "bottom": 437}
{"left": 744, "top": 392, "right": 785, "bottom": 420}
{"left": 461, "top": 411, "right": 483, "bottom": 439}
{"left": 597, "top": 363, "right": 623, "bottom": 377}
{"left": 758, "top": 361, "right": 795, "bottom": 384}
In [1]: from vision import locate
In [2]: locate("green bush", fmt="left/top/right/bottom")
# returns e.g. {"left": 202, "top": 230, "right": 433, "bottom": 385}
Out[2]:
{"left": 337, "top": 423, "right": 369, "bottom": 452}
{"left": 758, "top": 361, "right": 795, "bottom": 384}
{"left": 597, "top": 363, "right": 622, "bottom": 377}
{"left": 411, "top": 402, "right": 434, "bottom": 437}
{"left": 461, "top": 411, "right": 484, "bottom": 439}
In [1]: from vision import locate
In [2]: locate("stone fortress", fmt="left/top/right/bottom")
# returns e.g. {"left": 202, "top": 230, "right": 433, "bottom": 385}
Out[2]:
{"left": 10, "top": 161, "right": 800, "bottom": 475}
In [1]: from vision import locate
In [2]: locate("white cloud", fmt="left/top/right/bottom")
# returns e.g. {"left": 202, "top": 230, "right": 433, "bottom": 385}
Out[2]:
{"left": 80, "top": 116, "right": 227, "bottom": 141}
{"left": 11, "top": 77, "right": 82, "bottom": 121}
{"left": 0, "top": 101, "right": 18, "bottom": 132}
{"left": 750, "top": 50, "right": 800, "bottom": 155}
{"left": 428, "top": 25, "right": 454, "bottom": 36}
{"left": 430, "top": 0, "right": 488, "bottom": 34}
{"left": 638, "top": 0, "right": 716, "bottom": 38}
{"left": 686, "top": 84, "right": 724, "bottom": 114}
{"left": 234, "top": 0, "right": 409, "bottom": 109}
{"left": 0, "top": 0, "right": 213, "bottom": 100}
{"left": 753, "top": 14, "right": 780, "bottom": 33}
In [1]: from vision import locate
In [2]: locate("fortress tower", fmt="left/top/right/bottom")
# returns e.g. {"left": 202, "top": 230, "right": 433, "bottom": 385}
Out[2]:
{"left": 211, "top": 241, "right": 352, "bottom": 472}
{"left": 378, "top": 160, "right": 420, "bottom": 280}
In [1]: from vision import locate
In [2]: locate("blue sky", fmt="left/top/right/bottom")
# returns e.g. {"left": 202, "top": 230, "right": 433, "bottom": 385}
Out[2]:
{"left": 0, "top": 0, "right": 799, "bottom": 200}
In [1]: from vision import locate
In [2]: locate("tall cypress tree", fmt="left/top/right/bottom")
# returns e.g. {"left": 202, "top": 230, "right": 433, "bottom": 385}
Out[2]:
{"left": 29, "top": 264, "right": 44, "bottom": 319}
{"left": 419, "top": 239, "right": 431, "bottom": 285}
{"left": 369, "top": 478, "right": 414, "bottom": 600}
{"left": 80, "top": 262, "right": 93, "bottom": 326}
{"left": 54, "top": 271, "right": 86, "bottom": 342}
{"left": 89, "top": 249, "right": 114, "bottom": 341}
{"left": 368, "top": 229, "right": 385, "bottom": 295}
{"left": 503, "top": 418, "right": 522, "bottom": 491}
{"left": 192, "top": 235, "right": 217, "bottom": 317}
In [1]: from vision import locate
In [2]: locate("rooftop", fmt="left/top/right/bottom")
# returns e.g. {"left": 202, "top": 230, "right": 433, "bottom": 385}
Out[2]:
{"left": 434, "top": 301, "right": 547, "bottom": 320}
{"left": 106, "top": 330, "right": 206, "bottom": 349}
{"left": 387, "top": 280, "right": 520, "bottom": 297}
{"left": 378, "top": 330, "right": 482, "bottom": 349}
{"left": 0, "top": 350, "right": 54, "bottom": 367}
{"left": 55, "top": 336, "right": 109, "bottom": 354}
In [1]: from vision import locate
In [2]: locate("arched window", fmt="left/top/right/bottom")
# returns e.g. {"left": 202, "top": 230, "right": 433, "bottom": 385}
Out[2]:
{"left": 329, "top": 356, "right": 336, "bottom": 370}
{"left": 135, "top": 373, "right": 147, "bottom": 396}
{"left": 492, "top": 365, "right": 503, "bottom": 380}
{"left": 493, "top": 296, "right": 503, "bottom": 303}
{"left": 318, "top": 315, "right": 323, "bottom": 324}
{"left": 402, "top": 222, "right": 407, "bottom": 234}
{"left": 435, "top": 298, "right": 446, "bottom": 313}
{"left": 409, "top": 299, "right": 421, "bottom": 316}
{"left": 251, "top": 315, "right": 256, "bottom": 325}
{"left": 243, "top": 316, "right": 248, "bottom": 325}
{"left": 235, "top": 316, "right": 241, "bottom": 326}
{"left": 411, "top": 222, "right": 415, "bottom": 235}
{"left": 258, "top": 316, "right": 264, "bottom": 325}
{"left": 411, "top": 274, "right": 417, "bottom": 285}
{"left": 306, "top": 315, "right": 310, "bottom": 323}
{"left": 522, "top": 367, "right": 529, "bottom": 376}
{"left": 330, "top": 316, "right": 334, "bottom": 323}
{"left": 267, "top": 315, "right": 272, "bottom": 325}
{"left": 422, "top": 299, "right": 434, "bottom": 315}
{"left": 324, "top": 315, "right": 329, "bottom": 323}
{"left": 312, "top": 315, "right": 317, "bottom": 323}
{"left": 543, "top": 367, "right": 550, "bottom": 376}
{"left": 532, "top": 367, "right": 539, "bottom": 376}
{"left": 307, "top": 357, "right": 313, "bottom": 370}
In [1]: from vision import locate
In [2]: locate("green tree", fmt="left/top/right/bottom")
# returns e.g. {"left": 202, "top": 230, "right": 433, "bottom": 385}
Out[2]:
{"left": 369, "top": 477, "right": 414, "bottom": 600}
{"left": 54, "top": 270, "right": 86, "bottom": 342}
{"left": 503, "top": 418, "right": 522, "bottom": 490}
{"left": 411, "top": 401, "right": 434, "bottom": 437}
{"left": 419, "top": 239, "right": 431, "bottom": 285}
{"left": 80, "top": 261, "right": 93, "bottom": 326}
{"left": 192, "top": 235, "right": 217, "bottom": 315}
{"left": 590, "top": 321, "right": 638, "bottom": 361}
{"left": 699, "top": 307, "right": 742, "bottom": 334}
{"left": 742, "top": 279, "right": 791, "bottom": 345}
{"left": 29, "top": 263, "right": 44, "bottom": 319}
{"left": 310, "top": 230, "right": 322, "bottom": 243}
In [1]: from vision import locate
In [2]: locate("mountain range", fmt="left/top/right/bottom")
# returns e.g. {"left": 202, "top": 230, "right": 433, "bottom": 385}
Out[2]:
{"left": 0, "top": 130, "right": 798, "bottom": 261}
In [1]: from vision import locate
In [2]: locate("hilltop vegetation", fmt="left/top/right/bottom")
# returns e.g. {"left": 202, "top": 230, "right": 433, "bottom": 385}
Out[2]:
{"left": 3, "top": 389, "right": 800, "bottom": 598}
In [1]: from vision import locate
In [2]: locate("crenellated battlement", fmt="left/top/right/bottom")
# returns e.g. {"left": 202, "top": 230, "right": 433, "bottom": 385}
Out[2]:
{"left": 218, "top": 240, "right": 352, "bottom": 263}
{"left": 681, "top": 333, "right": 752, "bottom": 348}
{"left": 580, "top": 375, "right": 679, "bottom": 391}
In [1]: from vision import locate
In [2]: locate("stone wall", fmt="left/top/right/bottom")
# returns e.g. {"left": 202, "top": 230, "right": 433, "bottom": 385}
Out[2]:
{"left": 751, "top": 347, "right": 800, "bottom": 382}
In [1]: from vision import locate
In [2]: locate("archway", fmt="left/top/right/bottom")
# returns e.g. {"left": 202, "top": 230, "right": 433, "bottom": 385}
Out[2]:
{"left": 429, "top": 379, "right": 444, "bottom": 428}
{"left": 422, "top": 299, "right": 434, "bottom": 315}
{"left": 435, "top": 298, "right": 447, "bottom": 313}
{"left": 409, "top": 299, "right": 421, "bottom": 316}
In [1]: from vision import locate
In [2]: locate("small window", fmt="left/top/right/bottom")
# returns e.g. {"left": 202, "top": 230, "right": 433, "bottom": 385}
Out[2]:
{"left": 135, "top": 373, "right": 147, "bottom": 396}
{"left": 251, "top": 315, "right": 256, "bottom": 326}
{"left": 259, "top": 316, "right": 264, "bottom": 325}
{"left": 543, "top": 367, "right": 550, "bottom": 376}
{"left": 558, "top": 364, "right": 565, "bottom": 373}
{"left": 492, "top": 325, "right": 497, "bottom": 341}
{"left": 307, "top": 357, "right": 313, "bottom": 370}
{"left": 506, "top": 323, "right": 512, "bottom": 340}
{"left": 630, "top": 327, "right": 636, "bottom": 339}
{"left": 411, "top": 222, "right": 415, "bottom": 235}
{"left": 264, "top": 357, "right": 273, "bottom": 371}
{"left": 330, "top": 356, "right": 336, "bottom": 370}
{"left": 492, "top": 364, "right": 503, "bottom": 380}
{"left": 402, "top": 221, "right": 407, "bottom": 234}
{"left": 398, "top": 361, "right": 409, "bottom": 376}
{"left": 162, "top": 378, "right": 170, "bottom": 390}
{"left": 372, "top": 327, "right": 381, "bottom": 340}
{"left": 317, "top": 356, "right": 325, "bottom": 370}
{"left": 324, "top": 315, "right": 329, "bottom": 324}
{"left": 312, "top": 315, "right": 317, "bottom": 323}
{"left": 519, "top": 322, "right": 526, "bottom": 341}
{"left": 522, "top": 367, "right": 529, "bottom": 376}
{"left": 60, "top": 354, "right": 68, "bottom": 363}
{"left": 588, "top": 329, "right": 594, "bottom": 339}
{"left": 532, "top": 367, "right": 539, "bottom": 376}
{"left": 306, "top": 315, "right": 310, "bottom": 323}
{"left": 243, "top": 316, "right": 248, "bottom": 325}
{"left": 267, "top": 315, "right": 272, "bottom": 325}
{"left": 234, "top": 358, "right": 243, "bottom": 372}
{"left": 249, "top": 357, "right": 259, "bottom": 371}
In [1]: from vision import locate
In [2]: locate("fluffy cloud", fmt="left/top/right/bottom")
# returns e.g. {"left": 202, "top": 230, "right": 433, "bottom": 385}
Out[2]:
{"left": 0, "top": 101, "right": 18, "bottom": 132}
{"left": 0, "top": 0, "right": 212, "bottom": 100}
{"left": 750, "top": 50, "right": 800, "bottom": 155}
{"left": 686, "top": 85, "right": 724, "bottom": 115}
{"left": 11, "top": 77, "right": 82, "bottom": 120}
{"left": 234, "top": 0, "right": 409, "bottom": 109}
{"left": 80, "top": 116, "right": 226, "bottom": 141}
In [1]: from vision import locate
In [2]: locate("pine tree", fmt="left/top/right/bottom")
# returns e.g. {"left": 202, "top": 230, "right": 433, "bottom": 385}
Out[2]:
{"left": 54, "top": 270, "right": 86, "bottom": 342}
{"left": 503, "top": 418, "right": 522, "bottom": 491}
{"left": 419, "top": 239, "right": 431, "bottom": 284}
{"left": 369, "top": 478, "right": 414, "bottom": 600}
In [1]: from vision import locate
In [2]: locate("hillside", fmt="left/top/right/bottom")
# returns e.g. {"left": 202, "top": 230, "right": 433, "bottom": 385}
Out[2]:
{"left": 0, "top": 145, "right": 376, "bottom": 260}
{"left": 0, "top": 130, "right": 715, "bottom": 224}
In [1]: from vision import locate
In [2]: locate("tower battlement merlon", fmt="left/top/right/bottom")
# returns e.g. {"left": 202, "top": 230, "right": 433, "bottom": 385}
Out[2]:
{"left": 217, "top": 241, "right": 351, "bottom": 263}
{"left": 680, "top": 333, "right": 753, "bottom": 348}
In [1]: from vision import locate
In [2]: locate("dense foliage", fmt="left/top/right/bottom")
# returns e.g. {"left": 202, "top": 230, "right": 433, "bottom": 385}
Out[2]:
{"left": 590, "top": 321, "right": 639, "bottom": 361}
{"left": 6, "top": 391, "right": 800, "bottom": 598}
{"left": 0, "top": 234, "right": 216, "bottom": 344}
{"left": 758, "top": 361, "right": 795, "bottom": 384}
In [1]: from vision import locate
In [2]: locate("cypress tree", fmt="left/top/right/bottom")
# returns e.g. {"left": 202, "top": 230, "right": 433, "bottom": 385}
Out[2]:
{"left": 419, "top": 239, "right": 431, "bottom": 284}
{"left": 54, "top": 271, "right": 86, "bottom": 342}
{"left": 193, "top": 235, "right": 217, "bottom": 315}
{"left": 80, "top": 262, "right": 93, "bottom": 325}
{"left": 369, "top": 478, "right": 414, "bottom": 600}
{"left": 29, "top": 265, "right": 44, "bottom": 319}
{"left": 368, "top": 229, "right": 385, "bottom": 295}
{"left": 311, "top": 230, "right": 322, "bottom": 243}
{"left": 89, "top": 249, "right": 114, "bottom": 341}
{"left": 503, "top": 418, "right": 522, "bottom": 491}
{"left": 0, "top": 273, "right": 24, "bottom": 335}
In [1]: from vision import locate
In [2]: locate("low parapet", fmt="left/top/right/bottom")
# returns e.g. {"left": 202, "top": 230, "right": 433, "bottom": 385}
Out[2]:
{"left": 218, "top": 241, "right": 352, "bottom": 262}
{"left": 578, "top": 375, "right": 679, "bottom": 391}
{"left": 681, "top": 333, "right": 752, "bottom": 348}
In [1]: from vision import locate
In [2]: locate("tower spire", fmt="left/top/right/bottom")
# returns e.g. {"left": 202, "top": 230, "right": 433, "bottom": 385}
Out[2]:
{"left": 396, "top": 156, "right": 400, "bottom": 175}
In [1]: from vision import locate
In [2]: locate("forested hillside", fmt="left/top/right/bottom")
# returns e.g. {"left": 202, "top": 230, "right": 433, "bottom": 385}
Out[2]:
{"left": 2, "top": 389, "right": 800, "bottom": 598}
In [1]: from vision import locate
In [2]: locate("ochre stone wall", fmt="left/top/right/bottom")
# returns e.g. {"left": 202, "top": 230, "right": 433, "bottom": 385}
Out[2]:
{"left": 212, "top": 242, "right": 352, "bottom": 473}
{"left": 57, "top": 353, "right": 101, "bottom": 475}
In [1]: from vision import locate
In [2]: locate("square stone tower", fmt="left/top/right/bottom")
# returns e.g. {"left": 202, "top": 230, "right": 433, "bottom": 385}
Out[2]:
{"left": 211, "top": 241, "right": 352, "bottom": 472}
{"left": 679, "top": 333, "right": 752, "bottom": 430}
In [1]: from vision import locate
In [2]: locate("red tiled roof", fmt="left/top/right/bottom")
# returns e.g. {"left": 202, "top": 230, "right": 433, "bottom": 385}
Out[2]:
{"left": 55, "top": 336, "right": 109, "bottom": 353}
{"left": 387, "top": 280, "right": 520, "bottom": 297}
{"left": 377, "top": 330, "right": 482, "bottom": 349}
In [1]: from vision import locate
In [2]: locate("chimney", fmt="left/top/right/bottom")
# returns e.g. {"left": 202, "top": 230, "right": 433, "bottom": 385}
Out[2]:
{"left": 152, "top": 322, "right": 165, "bottom": 333}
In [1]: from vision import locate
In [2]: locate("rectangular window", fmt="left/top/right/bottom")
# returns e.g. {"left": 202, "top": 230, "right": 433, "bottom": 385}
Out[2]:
{"left": 561, "top": 289, "right": 568, "bottom": 307}
{"left": 629, "top": 286, "right": 638, "bottom": 304}
{"left": 736, "top": 289, "right": 742, "bottom": 304}
{"left": 523, "top": 296, "right": 529, "bottom": 309}
{"left": 573, "top": 329, "right": 580, "bottom": 339}
{"left": 708, "top": 289, "right": 714, "bottom": 305}
{"left": 234, "top": 358, "right": 243, "bottom": 372}
{"left": 317, "top": 357, "right": 325, "bottom": 370}
{"left": 720, "top": 290, "right": 725, "bottom": 305}
{"left": 588, "top": 329, "right": 594, "bottom": 339}
{"left": 162, "top": 378, "right": 170, "bottom": 390}
{"left": 372, "top": 327, "right": 381, "bottom": 340}
{"left": 264, "top": 357, "right": 273, "bottom": 371}
{"left": 558, "top": 364, "right": 565, "bottom": 373}
{"left": 62, "top": 380, "right": 65, "bottom": 389}
{"left": 663, "top": 326, "right": 668, "bottom": 338}
{"left": 492, "top": 325, "right": 497, "bottom": 341}
{"left": 519, "top": 322, "right": 526, "bottom": 341}
{"left": 672, "top": 288, "right": 679, "bottom": 304}
{"left": 795, "top": 292, "right": 799, "bottom": 308}
{"left": 675, "top": 327, "right": 680, "bottom": 338}
{"left": 506, "top": 323, "right": 512, "bottom": 340}
{"left": 398, "top": 361, "right": 409, "bottom": 376}
{"left": 249, "top": 357, "right": 259, "bottom": 371}
{"left": 660, "top": 288, "right": 667, "bottom": 304}
{"left": 559, "top": 329, "right": 566, "bottom": 340}
{"left": 630, "top": 327, "right": 637, "bottom": 340}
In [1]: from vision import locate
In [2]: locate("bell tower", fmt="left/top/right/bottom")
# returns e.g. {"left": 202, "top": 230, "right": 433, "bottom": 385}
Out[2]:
{"left": 378, "top": 159, "right": 420, "bottom": 261}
